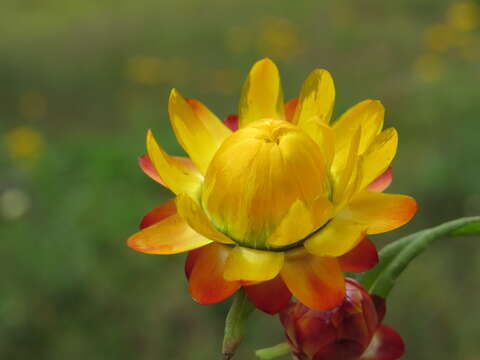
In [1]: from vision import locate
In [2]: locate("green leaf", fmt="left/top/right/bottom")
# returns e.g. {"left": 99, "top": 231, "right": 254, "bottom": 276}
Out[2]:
{"left": 359, "top": 216, "right": 480, "bottom": 298}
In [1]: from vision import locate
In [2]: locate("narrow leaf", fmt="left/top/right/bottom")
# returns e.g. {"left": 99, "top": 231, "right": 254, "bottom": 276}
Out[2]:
{"left": 360, "top": 216, "right": 480, "bottom": 297}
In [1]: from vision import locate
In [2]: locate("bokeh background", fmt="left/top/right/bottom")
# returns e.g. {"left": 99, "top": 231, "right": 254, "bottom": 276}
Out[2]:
{"left": 1, "top": 0, "right": 480, "bottom": 359}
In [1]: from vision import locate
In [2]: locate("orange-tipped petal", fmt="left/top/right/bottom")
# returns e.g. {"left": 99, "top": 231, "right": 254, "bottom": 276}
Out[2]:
{"left": 361, "top": 325, "right": 405, "bottom": 360}
{"left": 281, "top": 249, "right": 345, "bottom": 310}
{"left": 139, "top": 199, "right": 177, "bottom": 229}
{"left": 188, "top": 243, "right": 240, "bottom": 304}
{"left": 138, "top": 154, "right": 163, "bottom": 184}
{"left": 169, "top": 89, "right": 230, "bottom": 173}
{"left": 366, "top": 167, "right": 393, "bottom": 193}
{"left": 293, "top": 69, "right": 335, "bottom": 126}
{"left": 346, "top": 191, "right": 418, "bottom": 234}
{"left": 239, "top": 58, "right": 285, "bottom": 127}
{"left": 223, "top": 246, "right": 284, "bottom": 282}
{"left": 284, "top": 98, "right": 299, "bottom": 122}
{"left": 224, "top": 114, "right": 239, "bottom": 131}
{"left": 338, "top": 237, "right": 379, "bottom": 273}
{"left": 128, "top": 213, "right": 211, "bottom": 254}
{"left": 245, "top": 276, "right": 292, "bottom": 315}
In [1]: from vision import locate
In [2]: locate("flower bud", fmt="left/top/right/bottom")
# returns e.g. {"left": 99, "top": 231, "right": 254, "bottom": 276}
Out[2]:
{"left": 202, "top": 119, "right": 329, "bottom": 249}
{"left": 279, "top": 279, "right": 404, "bottom": 360}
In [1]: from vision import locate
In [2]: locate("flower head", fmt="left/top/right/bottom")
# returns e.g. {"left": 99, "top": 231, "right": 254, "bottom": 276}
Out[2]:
{"left": 127, "top": 58, "right": 417, "bottom": 313}
{"left": 280, "top": 279, "right": 404, "bottom": 360}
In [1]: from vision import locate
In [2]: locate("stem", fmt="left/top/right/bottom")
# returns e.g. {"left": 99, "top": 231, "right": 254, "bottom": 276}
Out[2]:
{"left": 221, "top": 288, "right": 255, "bottom": 359}
{"left": 255, "top": 342, "right": 292, "bottom": 359}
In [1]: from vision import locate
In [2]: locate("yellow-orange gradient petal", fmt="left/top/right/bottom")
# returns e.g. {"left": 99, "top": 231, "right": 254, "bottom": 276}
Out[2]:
{"left": 239, "top": 58, "right": 285, "bottom": 127}
{"left": 146, "top": 130, "right": 202, "bottom": 197}
{"left": 359, "top": 128, "right": 398, "bottom": 190}
{"left": 127, "top": 212, "right": 211, "bottom": 254}
{"left": 176, "top": 193, "right": 234, "bottom": 244}
{"left": 293, "top": 69, "right": 335, "bottom": 126}
{"left": 139, "top": 199, "right": 177, "bottom": 229}
{"left": 345, "top": 191, "right": 417, "bottom": 234}
{"left": 188, "top": 243, "right": 240, "bottom": 304}
{"left": 304, "top": 218, "right": 366, "bottom": 257}
{"left": 333, "top": 99, "right": 384, "bottom": 156}
{"left": 223, "top": 246, "right": 284, "bottom": 282}
{"left": 169, "top": 89, "right": 230, "bottom": 173}
{"left": 281, "top": 249, "right": 345, "bottom": 310}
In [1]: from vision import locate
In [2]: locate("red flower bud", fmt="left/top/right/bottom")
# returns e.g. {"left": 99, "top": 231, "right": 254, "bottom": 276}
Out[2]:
{"left": 279, "top": 279, "right": 404, "bottom": 360}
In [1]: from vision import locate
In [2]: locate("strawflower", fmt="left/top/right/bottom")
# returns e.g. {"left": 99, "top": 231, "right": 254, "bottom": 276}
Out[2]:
{"left": 127, "top": 58, "right": 417, "bottom": 313}
{"left": 279, "top": 278, "right": 404, "bottom": 360}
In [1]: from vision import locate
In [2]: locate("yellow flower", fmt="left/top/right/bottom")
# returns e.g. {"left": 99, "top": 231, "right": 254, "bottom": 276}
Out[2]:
{"left": 127, "top": 59, "right": 417, "bottom": 313}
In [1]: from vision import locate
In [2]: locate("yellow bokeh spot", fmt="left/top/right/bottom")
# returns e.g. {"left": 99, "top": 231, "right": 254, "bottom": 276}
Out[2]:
{"left": 257, "top": 17, "right": 303, "bottom": 61}
{"left": 413, "top": 54, "right": 444, "bottom": 82}
{"left": 4, "top": 126, "right": 45, "bottom": 161}
{"left": 447, "top": 1, "right": 479, "bottom": 32}
{"left": 225, "top": 26, "right": 251, "bottom": 54}
{"left": 424, "top": 24, "right": 457, "bottom": 52}
{"left": 127, "top": 56, "right": 165, "bottom": 85}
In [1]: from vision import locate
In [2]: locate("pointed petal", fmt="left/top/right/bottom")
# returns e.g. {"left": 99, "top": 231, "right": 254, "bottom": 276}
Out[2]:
{"left": 138, "top": 154, "right": 163, "bottom": 184}
{"left": 333, "top": 100, "right": 385, "bottom": 156}
{"left": 186, "top": 98, "right": 232, "bottom": 140}
{"left": 187, "top": 243, "right": 240, "bottom": 304}
{"left": 224, "top": 246, "right": 284, "bottom": 282}
{"left": 293, "top": 69, "right": 335, "bottom": 126}
{"left": 301, "top": 118, "right": 335, "bottom": 169}
{"left": 245, "top": 276, "right": 292, "bottom": 314}
{"left": 359, "top": 128, "right": 398, "bottom": 190}
{"left": 345, "top": 191, "right": 418, "bottom": 234}
{"left": 224, "top": 114, "right": 239, "bottom": 131}
{"left": 239, "top": 58, "right": 285, "bottom": 127}
{"left": 169, "top": 89, "right": 229, "bottom": 173}
{"left": 361, "top": 325, "right": 405, "bottom": 360}
{"left": 146, "top": 130, "right": 202, "bottom": 197}
{"left": 332, "top": 128, "right": 361, "bottom": 207}
{"left": 127, "top": 214, "right": 211, "bottom": 254}
{"left": 139, "top": 154, "right": 198, "bottom": 188}
{"left": 139, "top": 199, "right": 177, "bottom": 229}
{"left": 338, "top": 237, "right": 379, "bottom": 272}
{"left": 371, "top": 295, "right": 386, "bottom": 323}
{"left": 284, "top": 98, "right": 299, "bottom": 122}
{"left": 267, "top": 198, "right": 333, "bottom": 248}
{"left": 304, "top": 218, "right": 366, "bottom": 257}
{"left": 176, "top": 193, "right": 234, "bottom": 244}
{"left": 281, "top": 249, "right": 345, "bottom": 310}
{"left": 366, "top": 167, "right": 393, "bottom": 192}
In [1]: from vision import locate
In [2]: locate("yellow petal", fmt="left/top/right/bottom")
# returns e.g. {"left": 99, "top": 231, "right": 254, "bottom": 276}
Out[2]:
{"left": 186, "top": 98, "right": 232, "bottom": 141}
{"left": 344, "top": 191, "right": 417, "bottom": 234}
{"left": 300, "top": 117, "right": 335, "bottom": 169}
{"left": 333, "top": 99, "right": 385, "bottom": 156}
{"left": 359, "top": 128, "right": 398, "bottom": 190}
{"left": 293, "top": 69, "right": 335, "bottom": 126}
{"left": 304, "top": 218, "right": 366, "bottom": 257}
{"left": 223, "top": 246, "right": 284, "bottom": 282}
{"left": 267, "top": 197, "right": 333, "bottom": 248}
{"left": 332, "top": 128, "right": 361, "bottom": 207}
{"left": 169, "top": 89, "right": 229, "bottom": 173}
{"left": 239, "top": 58, "right": 285, "bottom": 127}
{"left": 127, "top": 214, "right": 211, "bottom": 254}
{"left": 146, "top": 130, "right": 202, "bottom": 197}
{"left": 176, "top": 193, "right": 234, "bottom": 244}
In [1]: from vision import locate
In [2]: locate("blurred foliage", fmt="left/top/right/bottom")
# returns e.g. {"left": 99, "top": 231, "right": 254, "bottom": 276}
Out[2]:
{"left": 1, "top": 0, "right": 479, "bottom": 359}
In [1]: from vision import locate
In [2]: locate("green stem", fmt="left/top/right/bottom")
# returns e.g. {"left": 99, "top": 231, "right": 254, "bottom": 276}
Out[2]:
{"left": 256, "top": 342, "right": 292, "bottom": 359}
{"left": 222, "top": 288, "right": 255, "bottom": 360}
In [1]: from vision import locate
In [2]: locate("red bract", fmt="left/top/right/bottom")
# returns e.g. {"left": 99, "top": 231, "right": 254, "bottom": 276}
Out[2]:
{"left": 279, "top": 279, "right": 404, "bottom": 360}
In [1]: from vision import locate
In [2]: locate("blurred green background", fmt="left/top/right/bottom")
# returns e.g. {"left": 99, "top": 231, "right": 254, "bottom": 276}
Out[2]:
{"left": 1, "top": 0, "right": 479, "bottom": 359}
